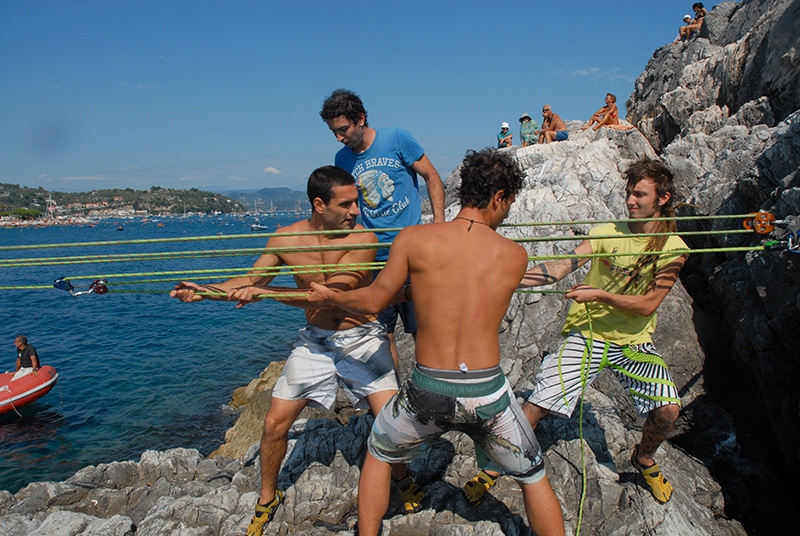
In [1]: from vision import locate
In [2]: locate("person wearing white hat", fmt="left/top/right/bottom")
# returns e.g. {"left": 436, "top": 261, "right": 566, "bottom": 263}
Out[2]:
{"left": 673, "top": 13, "right": 694, "bottom": 43}
{"left": 497, "top": 122, "right": 513, "bottom": 148}
{"left": 518, "top": 113, "right": 539, "bottom": 147}
{"left": 676, "top": 3, "right": 708, "bottom": 43}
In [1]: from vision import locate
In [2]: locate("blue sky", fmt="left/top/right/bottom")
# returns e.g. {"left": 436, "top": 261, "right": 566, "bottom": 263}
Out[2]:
{"left": 0, "top": 1, "right": 718, "bottom": 193}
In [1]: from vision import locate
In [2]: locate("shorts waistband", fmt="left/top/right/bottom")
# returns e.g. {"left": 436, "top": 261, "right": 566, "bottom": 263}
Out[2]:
{"left": 412, "top": 365, "right": 506, "bottom": 398}
{"left": 305, "top": 320, "right": 382, "bottom": 338}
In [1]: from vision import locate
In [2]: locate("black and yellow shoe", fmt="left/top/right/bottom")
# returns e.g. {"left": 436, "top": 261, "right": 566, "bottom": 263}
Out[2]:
{"left": 246, "top": 490, "right": 284, "bottom": 536}
{"left": 461, "top": 469, "right": 497, "bottom": 506}
{"left": 631, "top": 445, "right": 673, "bottom": 504}
{"left": 394, "top": 474, "right": 425, "bottom": 514}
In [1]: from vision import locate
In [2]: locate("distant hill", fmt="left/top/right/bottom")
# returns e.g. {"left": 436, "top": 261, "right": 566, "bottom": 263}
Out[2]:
{"left": 0, "top": 183, "right": 246, "bottom": 217}
{"left": 223, "top": 187, "right": 307, "bottom": 213}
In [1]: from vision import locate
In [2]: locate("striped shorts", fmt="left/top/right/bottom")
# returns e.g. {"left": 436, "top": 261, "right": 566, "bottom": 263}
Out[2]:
{"left": 527, "top": 333, "right": 681, "bottom": 417}
{"left": 369, "top": 365, "right": 546, "bottom": 485}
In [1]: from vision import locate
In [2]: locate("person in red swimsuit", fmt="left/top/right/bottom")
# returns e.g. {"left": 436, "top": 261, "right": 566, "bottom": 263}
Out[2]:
{"left": 582, "top": 93, "right": 633, "bottom": 132}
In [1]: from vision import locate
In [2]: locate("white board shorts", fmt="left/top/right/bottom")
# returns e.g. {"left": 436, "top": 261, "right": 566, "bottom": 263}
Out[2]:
{"left": 272, "top": 320, "right": 398, "bottom": 410}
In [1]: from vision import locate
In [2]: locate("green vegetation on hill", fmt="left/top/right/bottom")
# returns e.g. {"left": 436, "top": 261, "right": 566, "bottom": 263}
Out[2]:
{"left": 0, "top": 184, "right": 247, "bottom": 216}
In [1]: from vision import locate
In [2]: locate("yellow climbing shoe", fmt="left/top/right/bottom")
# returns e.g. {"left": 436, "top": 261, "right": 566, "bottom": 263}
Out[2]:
{"left": 631, "top": 445, "right": 673, "bottom": 504}
{"left": 395, "top": 474, "right": 425, "bottom": 514}
{"left": 246, "top": 490, "right": 284, "bottom": 536}
{"left": 461, "top": 469, "right": 497, "bottom": 506}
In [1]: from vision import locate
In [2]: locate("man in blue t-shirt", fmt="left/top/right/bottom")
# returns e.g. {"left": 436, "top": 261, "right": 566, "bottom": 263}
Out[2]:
{"left": 320, "top": 89, "right": 445, "bottom": 365}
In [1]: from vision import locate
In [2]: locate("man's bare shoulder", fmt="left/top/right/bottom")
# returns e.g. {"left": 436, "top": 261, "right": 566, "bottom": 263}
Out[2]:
{"left": 265, "top": 219, "right": 313, "bottom": 246}
{"left": 394, "top": 223, "right": 428, "bottom": 242}
{"left": 499, "top": 234, "right": 529, "bottom": 259}
{"left": 347, "top": 224, "right": 379, "bottom": 244}
{"left": 397, "top": 220, "right": 463, "bottom": 245}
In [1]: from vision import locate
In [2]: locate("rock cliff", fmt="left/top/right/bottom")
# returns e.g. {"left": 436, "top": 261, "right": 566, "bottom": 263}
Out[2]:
{"left": 1, "top": 0, "right": 798, "bottom": 534}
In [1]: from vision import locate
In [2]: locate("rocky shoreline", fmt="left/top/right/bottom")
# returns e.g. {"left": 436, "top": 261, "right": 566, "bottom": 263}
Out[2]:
{"left": 2, "top": 0, "right": 799, "bottom": 534}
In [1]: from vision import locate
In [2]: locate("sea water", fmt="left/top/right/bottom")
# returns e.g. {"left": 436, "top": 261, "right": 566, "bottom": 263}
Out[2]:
{"left": 0, "top": 214, "right": 306, "bottom": 493}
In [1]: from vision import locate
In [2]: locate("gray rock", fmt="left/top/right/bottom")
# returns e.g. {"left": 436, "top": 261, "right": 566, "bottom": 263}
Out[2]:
{"left": 0, "top": 513, "right": 42, "bottom": 536}
{"left": 0, "top": 1, "right": 797, "bottom": 534}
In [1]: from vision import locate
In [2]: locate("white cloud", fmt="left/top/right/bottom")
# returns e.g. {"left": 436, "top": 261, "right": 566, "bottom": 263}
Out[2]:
{"left": 571, "top": 67, "right": 601, "bottom": 77}
{"left": 263, "top": 166, "right": 282, "bottom": 175}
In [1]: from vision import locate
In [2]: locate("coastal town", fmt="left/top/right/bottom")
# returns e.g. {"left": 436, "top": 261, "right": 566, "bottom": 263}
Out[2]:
{"left": 0, "top": 183, "right": 308, "bottom": 227}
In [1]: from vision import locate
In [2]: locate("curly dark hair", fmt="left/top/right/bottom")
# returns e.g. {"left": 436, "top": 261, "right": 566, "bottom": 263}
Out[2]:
{"left": 458, "top": 149, "right": 524, "bottom": 209}
{"left": 307, "top": 165, "right": 355, "bottom": 206}
{"left": 319, "top": 89, "right": 368, "bottom": 126}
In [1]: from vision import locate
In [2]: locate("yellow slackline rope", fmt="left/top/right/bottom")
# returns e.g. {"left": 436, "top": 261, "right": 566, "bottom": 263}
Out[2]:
{"left": 0, "top": 213, "right": 759, "bottom": 253}
{"left": 0, "top": 231, "right": 747, "bottom": 269}
{"left": 510, "top": 213, "right": 756, "bottom": 227}
{"left": 0, "top": 246, "right": 764, "bottom": 279}
{"left": 0, "top": 242, "right": 393, "bottom": 268}
{"left": 0, "top": 214, "right": 784, "bottom": 295}
{"left": 59, "top": 262, "right": 385, "bottom": 283}
{"left": 0, "top": 213, "right": 780, "bottom": 526}
{"left": 0, "top": 212, "right": 766, "bottom": 259}
{"left": 0, "top": 227, "right": 400, "bottom": 252}
{"left": 0, "top": 243, "right": 762, "bottom": 292}
{"left": 576, "top": 305, "right": 593, "bottom": 536}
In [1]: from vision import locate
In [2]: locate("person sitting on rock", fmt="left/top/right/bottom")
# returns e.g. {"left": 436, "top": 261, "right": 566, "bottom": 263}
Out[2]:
{"left": 498, "top": 122, "right": 513, "bottom": 148}
{"left": 581, "top": 93, "right": 619, "bottom": 131}
{"left": 673, "top": 14, "right": 694, "bottom": 43}
{"left": 581, "top": 94, "right": 634, "bottom": 131}
{"left": 463, "top": 159, "right": 687, "bottom": 507}
{"left": 678, "top": 2, "right": 708, "bottom": 41}
{"left": 519, "top": 113, "right": 539, "bottom": 147}
{"left": 171, "top": 165, "right": 423, "bottom": 536}
{"left": 537, "top": 105, "right": 568, "bottom": 144}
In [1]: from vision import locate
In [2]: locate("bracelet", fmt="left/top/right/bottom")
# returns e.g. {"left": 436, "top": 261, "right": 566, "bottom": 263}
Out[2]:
{"left": 404, "top": 285, "right": 412, "bottom": 302}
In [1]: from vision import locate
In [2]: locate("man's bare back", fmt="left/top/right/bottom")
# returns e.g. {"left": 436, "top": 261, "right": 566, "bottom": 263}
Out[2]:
{"left": 307, "top": 150, "right": 565, "bottom": 536}
{"left": 386, "top": 220, "right": 527, "bottom": 370}
{"left": 307, "top": 189, "right": 528, "bottom": 370}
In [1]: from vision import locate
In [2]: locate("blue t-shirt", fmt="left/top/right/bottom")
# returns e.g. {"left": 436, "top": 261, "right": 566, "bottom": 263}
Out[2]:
{"left": 334, "top": 128, "right": 425, "bottom": 261}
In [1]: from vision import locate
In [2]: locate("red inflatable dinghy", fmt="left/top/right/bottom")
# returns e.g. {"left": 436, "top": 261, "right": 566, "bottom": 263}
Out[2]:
{"left": 0, "top": 365, "right": 59, "bottom": 415}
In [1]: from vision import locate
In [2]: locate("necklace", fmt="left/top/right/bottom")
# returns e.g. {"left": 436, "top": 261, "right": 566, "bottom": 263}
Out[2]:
{"left": 453, "top": 216, "right": 491, "bottom": 231}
